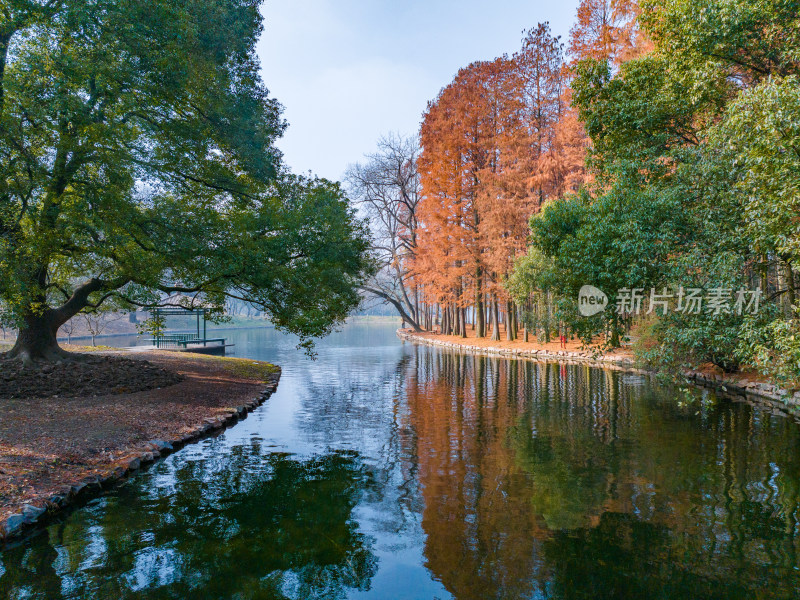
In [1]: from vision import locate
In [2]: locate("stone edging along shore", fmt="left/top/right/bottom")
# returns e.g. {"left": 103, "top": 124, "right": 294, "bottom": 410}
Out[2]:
{"left": 0, "top": 369, "right": 282, "bottom": 545}
{"left": 397, "top": 329, "right": 800, "bottom": 412}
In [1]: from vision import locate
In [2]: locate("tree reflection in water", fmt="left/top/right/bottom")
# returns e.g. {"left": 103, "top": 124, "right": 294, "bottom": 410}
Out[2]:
{"left": 403, "top": 347, "right": 800, "bottom": 600}
{"left": 0, "top": 447, "right": 377, "bottom": 599}
{"left": 2, "top": 327, "right": 800, "bottom": 600}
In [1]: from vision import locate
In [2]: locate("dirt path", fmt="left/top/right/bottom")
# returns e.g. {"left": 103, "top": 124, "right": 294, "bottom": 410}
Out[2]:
{"left": 403, "top": 328, "right": 635, "bottom": 363}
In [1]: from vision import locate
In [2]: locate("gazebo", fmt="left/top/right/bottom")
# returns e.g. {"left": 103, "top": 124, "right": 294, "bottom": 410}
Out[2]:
{"left": 148, "top": 307, "right": 227, "bottom": 352}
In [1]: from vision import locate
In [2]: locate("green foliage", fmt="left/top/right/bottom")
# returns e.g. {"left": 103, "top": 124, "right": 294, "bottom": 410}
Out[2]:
{"left": 534, "top": 186, "right": 690, "bottom": 299}
{"left": 511, "top": 0, "right": 800, "bottom": 382}
{"left": 637, "top": 250, "right": 755, "bottom": 373}
{"left": 571, "top": 54, "right": 725, "bottom": 174}
{"left": 519, "top": 177, "right": 692, "bottom": 347}
{"left": 737, "top": 312, "right": 800, "bottom": 391}
{"left": 640, "top": 0, "right": 800, "bottom": 81}
{"left": 136, "top": 314, "right": 166, "bottom": 340}
{"left": 704, "top": 76, "right": 800, "bottom": 264}
{"left": 0, "top": 0, "right": 371, "bottom": 354}
{"left": 506, "top": 245, "right": 555, "bottom": 298}
{"left": 637, "top": 311, "right": 745, "bottom": 374}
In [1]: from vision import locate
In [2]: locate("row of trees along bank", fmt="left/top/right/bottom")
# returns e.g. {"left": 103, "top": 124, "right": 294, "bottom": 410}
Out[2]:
{"left": 354, "top": 0, "right": 800, "bottom": 389}
{"left": 349, "top": 2, "right": 643, "bottom": 338}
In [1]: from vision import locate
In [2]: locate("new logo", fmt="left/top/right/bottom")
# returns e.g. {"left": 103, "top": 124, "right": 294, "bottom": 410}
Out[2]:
{"left": 578, "top": 285, "right": 608, "bottom": 317}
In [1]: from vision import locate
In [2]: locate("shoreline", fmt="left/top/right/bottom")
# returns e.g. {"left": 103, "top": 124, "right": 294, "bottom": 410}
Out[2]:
{"left": 0, "top": 351, "right": 281, "bottom": 545}
{"left": 397, "top": 329, "right": 800, "bottom": 414}
{"left": 397, "top": 328, "right": 639, "bottom": 369}
{"left": 48, "top": 315, "right": 402, "bottom": 344}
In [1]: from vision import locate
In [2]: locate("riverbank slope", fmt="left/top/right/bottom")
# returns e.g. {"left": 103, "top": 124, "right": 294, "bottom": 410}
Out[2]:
{"left": 0, "top": 350, "right": 280, "bottom": 542}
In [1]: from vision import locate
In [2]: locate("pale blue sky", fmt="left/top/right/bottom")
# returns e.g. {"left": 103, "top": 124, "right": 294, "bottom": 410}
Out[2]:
{"left": 257, "top": 0, "right": 581, "bottom": 181}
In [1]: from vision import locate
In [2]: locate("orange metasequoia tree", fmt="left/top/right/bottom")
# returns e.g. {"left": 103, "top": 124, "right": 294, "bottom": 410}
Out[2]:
{"left": 416, "top": 25, "right": 587, "bottom": 342}
{"left": 417, "top": 60, "right": 516, "bottom": 338}
{"left": 413, "top": 3, "right": 656, "bottom": 342}
{"left": 569, "top": 0, "right": 651, "bottom": 66}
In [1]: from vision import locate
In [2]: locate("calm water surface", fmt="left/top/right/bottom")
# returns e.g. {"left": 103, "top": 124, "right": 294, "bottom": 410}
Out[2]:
{"left": 2, "top": 322, "right": 800, "bottom": 599}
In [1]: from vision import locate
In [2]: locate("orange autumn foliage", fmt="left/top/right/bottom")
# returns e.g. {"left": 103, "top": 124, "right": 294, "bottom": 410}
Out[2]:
{"left": 416, "top": 58, "right": 520, "bottom": 306}
{"left": 412, "top": 3, "right": 651, "bottom": 336}
{"left": 568, "top": 0, "right": 652, "bottom": 66}
{"left": 415, "top": 23, "right": 588, "bottom": 315}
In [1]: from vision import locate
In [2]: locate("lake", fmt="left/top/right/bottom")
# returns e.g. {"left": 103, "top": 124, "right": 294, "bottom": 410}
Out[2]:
{"left": 1, "top": 322, "right": 799, "bottom": 599}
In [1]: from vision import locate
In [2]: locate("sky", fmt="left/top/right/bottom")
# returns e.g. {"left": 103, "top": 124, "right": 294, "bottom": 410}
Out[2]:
{"left": 257, "top": 0, "right": 581, "bottom": 182}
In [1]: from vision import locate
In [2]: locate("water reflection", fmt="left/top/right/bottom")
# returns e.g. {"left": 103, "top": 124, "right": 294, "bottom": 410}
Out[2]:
{"left": 404, "top": 347, "right": 800, "bottom": 599}
{"left": 2, "top": 324, "right": 800, "bottom": 599}
{"left": 0, "top": 446, "right": 376, "bottom": 599}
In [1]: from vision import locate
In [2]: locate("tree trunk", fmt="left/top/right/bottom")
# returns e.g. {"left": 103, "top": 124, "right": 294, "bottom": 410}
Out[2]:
{"left": 7, "top": 312, "right": 69, "bottom": 363}
{"left": 523, "top": 299, "right": 530, "bottom": 342}
{"left": 782, "top": 260, "right": 796, "bottom": 311}
{"left": 491, "top": 298, "right": 501, "bottom": 342}
{"left": 361, "top": 286, "right": 423, "bottom": 331}
{"left": 414, "top": 286, "right": 419, "bottom": 325}
{"left": 760, "top": 255, "right": 769, "bottom": 296}
{"left": 543, "top": 293, "right": 551, "bottom": 344}
{"left": 475, "top": 271, "right": 485, "bottom": 338}
{"left": 6, "top": 276, "right": 117, "bottom": 362}
{"left": 506, "top": 301, "right": 516, "bottom": 341}
{"left": 610, "top": 311, "right": 621, "bottom": 348}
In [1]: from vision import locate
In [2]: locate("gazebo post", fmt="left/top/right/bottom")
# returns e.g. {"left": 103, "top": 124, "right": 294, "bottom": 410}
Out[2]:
{"left": 154, "top": 308, "right": 161, "bottom": 348}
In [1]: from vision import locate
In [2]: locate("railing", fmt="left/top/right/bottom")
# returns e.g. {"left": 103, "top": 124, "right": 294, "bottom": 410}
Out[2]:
{"left": 152, "top": 334, "right": 227, "bottom": 349}
{"left": 152, "top": 333, "right": 200, "bottom": 349}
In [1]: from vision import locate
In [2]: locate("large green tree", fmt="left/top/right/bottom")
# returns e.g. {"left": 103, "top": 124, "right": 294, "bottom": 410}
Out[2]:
{"left": 0, "top": 0, "right": 371, "bottom": 362}
{"left": 511, "top": 0, "right": 800, "bottom": 377}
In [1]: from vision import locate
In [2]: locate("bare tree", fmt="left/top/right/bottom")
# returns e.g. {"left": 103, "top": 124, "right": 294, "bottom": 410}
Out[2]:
{"left": 346, "top": 134, "right": 424, "bottom": 330}
{"left": 59, "top": 318, "right": 78, "bottom": 345}
{"left": 82, "top": 311, "right": 126, "bottom": 346}
{"left": 0, "top": 307, "right": 15, "bottom": 342}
